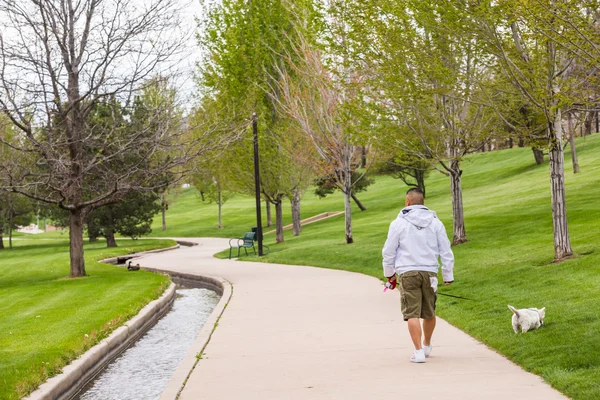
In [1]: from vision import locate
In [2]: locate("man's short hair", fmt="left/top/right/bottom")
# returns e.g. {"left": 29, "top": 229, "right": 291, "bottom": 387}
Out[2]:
{"left": 406, "top": 187, "right": 425, "bottom": 205}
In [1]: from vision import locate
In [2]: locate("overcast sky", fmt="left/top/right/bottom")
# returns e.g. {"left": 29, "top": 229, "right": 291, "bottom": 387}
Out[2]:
{"left": 174, "top": 0, "right": 206, "bottom": 106}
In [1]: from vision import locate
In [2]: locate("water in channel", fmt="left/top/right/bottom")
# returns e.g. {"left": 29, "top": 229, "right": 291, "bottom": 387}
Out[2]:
{"left": 74, "top": 287, "right": 219, "bottom": 400}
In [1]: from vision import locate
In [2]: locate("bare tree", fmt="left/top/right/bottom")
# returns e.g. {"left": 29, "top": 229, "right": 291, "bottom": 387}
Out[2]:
{"left": 278, "top": 120, "right": 319, "bottom": 236}
{"left": 0, "top": 0, "right": 226, "bottom": 276}
{"left": 275, "top": 39, "right": 369, "bottom": 244}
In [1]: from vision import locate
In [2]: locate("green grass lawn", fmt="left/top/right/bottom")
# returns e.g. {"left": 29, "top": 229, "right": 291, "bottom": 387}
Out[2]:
{"left": 160, "top": 134, "right": 600, "bottom": 399}
{"left": 0, "top": 238, "right": 175, "bottom": 400}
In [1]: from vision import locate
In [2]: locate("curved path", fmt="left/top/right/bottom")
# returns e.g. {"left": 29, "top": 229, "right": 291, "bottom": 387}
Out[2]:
{"left": 139, "top": 238, "right": 565, "bottom": 400}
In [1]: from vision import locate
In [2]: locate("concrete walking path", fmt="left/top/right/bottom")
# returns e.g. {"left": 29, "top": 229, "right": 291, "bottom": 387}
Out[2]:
{"left": 138, "top": 238, "right": 565, "bottom": 400}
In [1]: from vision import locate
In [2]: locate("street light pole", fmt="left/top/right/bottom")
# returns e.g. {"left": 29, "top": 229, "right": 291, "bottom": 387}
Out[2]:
{"left": 252, "top": 113, "right": 264, "bottom": 256}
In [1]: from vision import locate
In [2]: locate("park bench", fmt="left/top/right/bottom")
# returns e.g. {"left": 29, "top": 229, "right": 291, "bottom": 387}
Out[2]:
{"left": 229, "top": 232, "right": 256, "bottom": 259}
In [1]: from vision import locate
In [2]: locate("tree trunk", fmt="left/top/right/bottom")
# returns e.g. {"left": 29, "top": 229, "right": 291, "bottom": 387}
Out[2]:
{"left": 567, "top": 113, "right": 580, "bottom": 173}
{"left": 508, "top": 137, "right": 513, "bottom": 148}
{"left": 584, "top": 111, "right": 593, "bottom": 136}
{"left": 275, "top": 196, "right": 284, "bottom": 243}
{"left": 217, "top": 183, "right": 223, "bottom": 229}
{"left": 8, "top": 211, "right": 13, "bottom": 249}
{"left": 105, "top": 229, "right": 117, "bottom": 248}
{"left": 518, "top": 137, "right": 524, "bottom": 147}
{"left": 361, "top": 146, "right": 367, "bottom": 168}
{"left": 161, "top": 202, "right": 167, "bottom": 231}
{"left": 416, "top": 169, "right": 426, "bottom": 198}
{"left": 350, "top": 192, "right": 367, "bottom": 211}
{"left": 549, "top": 111, "right": 573, "bottom": 261}
{"left": 291, "top": 189, "right": 302, "bottom": 236}
{"left": 0, "top": 232, "right": 4, "bottom": 249}
{"left": 8, "top": 193, "right": 13, "bottom": 249}
{"left": 343, "top": 165, "right": 353, "bottom": 244}
{"left": 596, "top": 110, "right": 599, "bottom": 133}
{"left": 532, "top": 148, "right": 544, "bottom": 165}
{"left": 343, "top": 189, "right": 353, "bottom": 244}
{"left": 266, "top": 200, "right": 272, "bottom": 227}
{"left": 449, "top": 161, "right": 467, "bottom": 245}
{"left": 69, "top": 209, "right": 86, "bottom": 277}
{"left": 88, "top": 218, "right": 98, "bottom": 243}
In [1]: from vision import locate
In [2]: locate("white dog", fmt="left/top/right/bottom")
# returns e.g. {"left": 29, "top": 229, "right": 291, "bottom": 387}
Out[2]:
{"left": 507, "top": 305, "right": 545, "bottom": 333}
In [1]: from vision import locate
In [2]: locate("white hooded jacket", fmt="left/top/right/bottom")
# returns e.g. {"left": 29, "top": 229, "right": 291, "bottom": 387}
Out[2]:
{"left": 382, "top": 205, "right": 454, "bottom": 282}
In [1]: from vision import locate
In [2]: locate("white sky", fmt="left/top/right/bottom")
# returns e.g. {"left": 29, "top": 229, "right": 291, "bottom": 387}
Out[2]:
{"left": 173, "top": 0, "right": 207, "bottom": 107}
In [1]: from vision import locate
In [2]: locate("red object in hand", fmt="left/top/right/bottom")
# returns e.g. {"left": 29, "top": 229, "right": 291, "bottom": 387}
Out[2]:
{"left": 384, "top": 276, "right": 397, "bottom": 291}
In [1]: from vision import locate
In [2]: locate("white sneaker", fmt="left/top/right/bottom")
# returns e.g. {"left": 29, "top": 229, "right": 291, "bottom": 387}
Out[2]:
{"left": 423, "top": 343, "right": 432, "bottom": 357}
{"left": 410, "top": 349, "right": 426, "bottom": 363}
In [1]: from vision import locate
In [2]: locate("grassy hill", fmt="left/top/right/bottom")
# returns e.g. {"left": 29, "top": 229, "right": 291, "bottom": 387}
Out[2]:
{"left": 154, "top": 133, "right": 600, "bottom": 399}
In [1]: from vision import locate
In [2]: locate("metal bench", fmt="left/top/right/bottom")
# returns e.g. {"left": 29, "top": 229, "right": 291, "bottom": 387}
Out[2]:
{"left": 228, "top": 232, "right": 256, "bottom": 259}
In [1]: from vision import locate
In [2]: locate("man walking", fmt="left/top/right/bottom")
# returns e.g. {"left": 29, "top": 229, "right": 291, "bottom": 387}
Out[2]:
{"left": 382, "top": 188, "right": 454, "bottom": 363}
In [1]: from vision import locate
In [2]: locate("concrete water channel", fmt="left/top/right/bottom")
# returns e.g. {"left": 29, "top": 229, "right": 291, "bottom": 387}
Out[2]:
{"left": 70, "top": 245, "right": 222, "bottom": 400}
{"left": 72, "top": 286, "right": 219, "bottom": 400}
{"left": 25, "top": 243, "right": 224, "bottom": 400}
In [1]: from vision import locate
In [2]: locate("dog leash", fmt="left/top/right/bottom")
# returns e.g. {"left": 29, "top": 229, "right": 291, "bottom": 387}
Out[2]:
{"left": 437, "top": 292, "right": 476, "bottom": 301}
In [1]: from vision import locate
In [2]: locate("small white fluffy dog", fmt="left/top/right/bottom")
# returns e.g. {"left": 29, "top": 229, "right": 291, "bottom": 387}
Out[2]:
{"left": 507, "top": 305, "right": 545, "bottom": 333}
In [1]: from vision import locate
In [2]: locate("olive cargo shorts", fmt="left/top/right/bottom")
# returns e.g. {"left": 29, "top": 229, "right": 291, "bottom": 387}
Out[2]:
{"left": 399, "top": 271, "right": 438, "bottom": 321}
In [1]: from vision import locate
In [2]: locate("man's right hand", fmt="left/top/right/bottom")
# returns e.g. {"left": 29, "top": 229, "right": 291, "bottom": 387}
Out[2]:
{"left": 386, "top": 275, "right": 397, "bottom": 290}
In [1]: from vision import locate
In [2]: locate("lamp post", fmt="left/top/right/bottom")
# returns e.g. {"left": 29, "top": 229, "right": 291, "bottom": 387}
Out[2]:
{"left": 252, "top": 113, "right": 264, "bottom": 256}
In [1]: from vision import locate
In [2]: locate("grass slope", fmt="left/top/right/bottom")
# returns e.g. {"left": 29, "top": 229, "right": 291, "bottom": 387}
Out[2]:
{"left": 0, "top": 239, "right": 175, "bottom": 400}
{"left": 159, "top": 134, "right": 600, "bottom": 399}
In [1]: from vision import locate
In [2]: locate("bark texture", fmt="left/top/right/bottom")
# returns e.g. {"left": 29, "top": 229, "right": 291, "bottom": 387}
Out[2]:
{"left": 532, "top": 148, "right": 545, "bottom": 165}
{"left": 291, "top": 189, "right": 302, "bottom": 236}
{"left": 266, "top": 200, "right": 272, "bottom": 227}
{"left": 8, "top": 194, "right": 13, "bottom": 248}
{"left": 567, "top": 114, "right": 580, "bottom": 173}
{"left": 549, "top": 111, "right": 573, "bottom": 260}
{"left": 584, "top": 111, "right": 593, "bottom": 136}
{"left": 105, "top": 229, "right": 117, "bottom": 248}
{"left": 217, "top": 184, "right": 223, "bottom": 229}
{"left": 69, "top": 209, "right": 86, "bottom": 277}
{"left": 449, "top": 161, "right": 466, "bottom": 245}
{"left": 351, "top": 193, "right": 367, "bottom": 211}
{"left": 275, "top": 196, "right": 284, "bottom": 243}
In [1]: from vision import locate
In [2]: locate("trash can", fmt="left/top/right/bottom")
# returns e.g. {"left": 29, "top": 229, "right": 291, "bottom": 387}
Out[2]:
{"left": 251, "top": 226, "right": 261, "bottom": 241}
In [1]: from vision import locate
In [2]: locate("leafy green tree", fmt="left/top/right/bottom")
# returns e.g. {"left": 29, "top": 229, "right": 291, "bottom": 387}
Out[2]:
{"left": 466, "top": 0, "right": 600, "bottom": 260}
{"left": 314, "top": 172, "right": 374, "bottom": 211}
{"left": 338, "top": 0, "right": 498, "bottom": 244}
{"left": 0, "top": 192, "right": 36, "bottom": 249}
{"left": 87, "top": 191, "right": 161, "bottom": 247}
{"left": 0, "top": 117, "right": 36, "bottom": 248}
{"left": 192, "top": 166, "right": 235, "bottom": 229}
{"left": 197, "top": 0, "right": 321, "bottom": 243}
{"left": 375, "top": 156, "right": 432, "bottom": 198}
